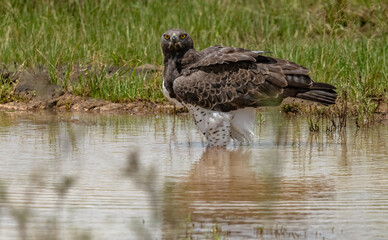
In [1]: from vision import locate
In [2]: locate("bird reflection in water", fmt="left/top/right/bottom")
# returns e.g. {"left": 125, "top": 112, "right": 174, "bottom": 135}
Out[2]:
{"left": 161, "top": 147, "right": 334, "bottom": 239}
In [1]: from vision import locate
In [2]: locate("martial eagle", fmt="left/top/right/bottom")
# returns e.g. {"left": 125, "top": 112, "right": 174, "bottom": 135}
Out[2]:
{"left": 161, "top": 29, "right": 337, "bottom": 147}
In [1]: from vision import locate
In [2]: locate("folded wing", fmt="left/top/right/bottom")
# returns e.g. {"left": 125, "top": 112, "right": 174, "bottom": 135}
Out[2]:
{"left": 174, "top": 46, "right": 336, "bottom": 112}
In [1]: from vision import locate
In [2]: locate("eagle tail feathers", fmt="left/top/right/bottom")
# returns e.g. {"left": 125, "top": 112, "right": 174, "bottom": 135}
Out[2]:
{"left": 295, "top": 82, "right": 337, "bottom": 105}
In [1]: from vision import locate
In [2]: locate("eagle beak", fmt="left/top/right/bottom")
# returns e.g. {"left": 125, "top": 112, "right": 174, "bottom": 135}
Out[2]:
{"left": 171, "top": 35, "right": 178, "bottom": 43}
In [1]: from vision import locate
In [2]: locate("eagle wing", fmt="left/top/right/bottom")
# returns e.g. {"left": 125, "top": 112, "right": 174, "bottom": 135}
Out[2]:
{"left": 189, "top": 46, "right": 258, "bottom": 68}
{"left": 173, "top": 46, "right": 315, "bottom": 112}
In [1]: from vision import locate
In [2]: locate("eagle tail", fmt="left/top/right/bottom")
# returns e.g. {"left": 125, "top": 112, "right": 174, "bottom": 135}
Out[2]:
{"left": 295, "top": 82, "right": 337, "bottom": 106}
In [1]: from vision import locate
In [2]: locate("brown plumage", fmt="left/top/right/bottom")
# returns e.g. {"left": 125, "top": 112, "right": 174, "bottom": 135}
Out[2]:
{"left": 161, "top": 29, "right": 337, "bottom": 146}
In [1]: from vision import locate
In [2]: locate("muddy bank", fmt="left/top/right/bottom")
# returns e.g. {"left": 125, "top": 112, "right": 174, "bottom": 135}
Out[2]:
{"left": 0, "top": 65, "right": 387, "bottom": 124}
{"left": 0, "top": 92, "right": 176, "bottom": 114}
{"left": 0, "top": 66, "right": 319, "bottom": 114}
{"left": 0, "top": 64, "right": 175, "bottom": 114}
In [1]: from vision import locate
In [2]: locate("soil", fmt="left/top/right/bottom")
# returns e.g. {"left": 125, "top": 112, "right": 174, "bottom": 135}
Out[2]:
{"left": 0, "top": 64, "right": 175, "bottom": 114}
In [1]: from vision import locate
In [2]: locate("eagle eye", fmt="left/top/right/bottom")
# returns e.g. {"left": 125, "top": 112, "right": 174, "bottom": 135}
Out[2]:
{"left": 164, "top": 34, "right": 170, "bottom": 40}
{"left": 180, "top": 34, "right": 187, "bottom": 39}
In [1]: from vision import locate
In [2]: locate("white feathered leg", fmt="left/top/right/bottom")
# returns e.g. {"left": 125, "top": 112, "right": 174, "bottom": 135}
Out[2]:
{"left": 187, "top": 105, "right": 256, "bottom": 147}
{"left": 187, "top": 105, "right": 232, "bottom": 147}
{"left": 187, "top": 105, "right": 207, "bottom": 136}
{"left": 230, "top": 107, "right": 256, "bottom": 143}
{"left": 206, "top": 111, "right": 232, "bottom": 147}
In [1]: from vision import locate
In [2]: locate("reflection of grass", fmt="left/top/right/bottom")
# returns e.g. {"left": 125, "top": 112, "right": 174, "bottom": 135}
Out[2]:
{"left": 0, "top": 180, "right": 6, "bottom": 203}
{"left": 0, "top": 0, "right": 386, "bottom": 108}
{"left": 0, "top": 175, "right": 76, "bottom": 240}
{"left": 182, "top": 221, "right": 336, "bottom": 239}
{"left": 181, "top": 221, "right": 230, "bottom": 240}
{"left": 283, "top": 91, "right": 385, "bottom": 129}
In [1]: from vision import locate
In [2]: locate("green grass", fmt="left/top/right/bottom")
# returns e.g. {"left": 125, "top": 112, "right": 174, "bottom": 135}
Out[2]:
{"left": 0, "top": 75, "right": 17, "bottom": 103}
{"left": 70, "top": 65, "right": 165, "bottom": 102}
{"left": 0, "top": 0, "right": 387, "bottom": 108}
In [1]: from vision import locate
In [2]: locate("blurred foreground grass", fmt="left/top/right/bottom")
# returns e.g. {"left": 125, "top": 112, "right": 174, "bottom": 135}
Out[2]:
{"left": 0, "top": 0, "right": 387, "bottom": 112}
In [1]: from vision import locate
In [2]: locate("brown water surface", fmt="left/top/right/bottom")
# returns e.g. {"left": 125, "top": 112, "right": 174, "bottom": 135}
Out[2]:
{"left": 0, "top": 111, "right": 387, "bottom": 239}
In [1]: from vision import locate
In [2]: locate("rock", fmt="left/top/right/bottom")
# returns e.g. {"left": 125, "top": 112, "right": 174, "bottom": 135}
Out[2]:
{"left": 15, "top": 71, "right": 64, "bottom": 100}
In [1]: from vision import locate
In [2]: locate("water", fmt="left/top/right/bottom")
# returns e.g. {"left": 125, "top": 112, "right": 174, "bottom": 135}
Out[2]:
{"left": 0, "top": 110, "right": 387, "bottom": 240}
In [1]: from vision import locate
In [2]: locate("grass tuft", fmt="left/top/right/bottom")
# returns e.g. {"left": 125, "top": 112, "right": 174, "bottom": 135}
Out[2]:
{"left": 0, "top": 74, "right": 17, "bottom": 103}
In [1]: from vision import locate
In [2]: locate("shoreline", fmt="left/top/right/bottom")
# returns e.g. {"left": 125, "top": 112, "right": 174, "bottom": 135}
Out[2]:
{"left": 0, "top": 93, "right": 176, "bottom": 115}
{"left": 1, "top": 94, "right": 386, "bottom": 124}
{"left": 1, "top": 66, "right": 386, "bottom": 124}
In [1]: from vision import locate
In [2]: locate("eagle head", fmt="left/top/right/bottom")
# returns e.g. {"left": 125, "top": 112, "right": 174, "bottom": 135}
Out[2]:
{"left": 161, "top": 29, "right": 194, "bottom": 56}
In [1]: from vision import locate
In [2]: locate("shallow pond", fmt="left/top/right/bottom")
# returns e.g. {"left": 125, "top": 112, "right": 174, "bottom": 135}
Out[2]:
{"left": 0, "top": 110, "right": 387, "bottom": 240}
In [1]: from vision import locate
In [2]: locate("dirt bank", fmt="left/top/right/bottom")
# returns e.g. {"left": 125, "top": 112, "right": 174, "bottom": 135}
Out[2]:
{"left": 1, "top": 66, "right": 387, "bottom": 124}
{"left": 0, "top": 92, "right": 176, "bottom": 114}
{"left": 0, "top": 65, "right": 175, "bottom": 114}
